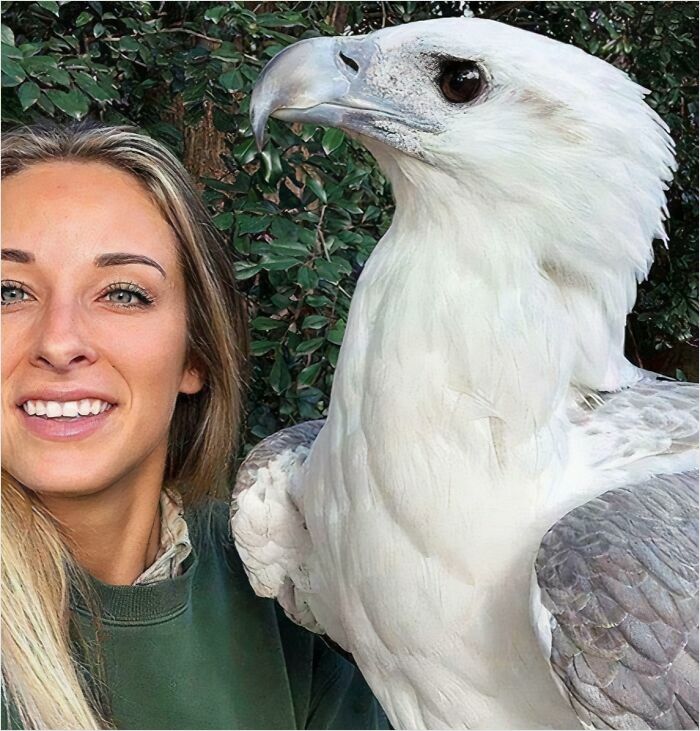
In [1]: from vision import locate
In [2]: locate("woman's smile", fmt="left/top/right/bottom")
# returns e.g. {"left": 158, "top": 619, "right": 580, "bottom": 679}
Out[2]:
{"left": 16, "top": 388, "right": 118, "bottom": 441}
{"left": 18, "top": 401, "right": 116, "bottom": 441}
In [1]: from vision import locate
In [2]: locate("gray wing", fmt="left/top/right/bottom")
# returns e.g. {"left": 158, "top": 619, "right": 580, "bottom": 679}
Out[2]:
{"left": 231, "top": 420, "right": 325, "bottom": 631}
{"left": 535, "top": 471, "right": 699, "bottom": 729}
{"left": 233, "top": 419, "right": 325, "bottom": 499}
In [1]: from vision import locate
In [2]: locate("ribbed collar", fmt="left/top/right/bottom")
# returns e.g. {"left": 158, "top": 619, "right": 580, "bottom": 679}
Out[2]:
{"left": 72, "top": 551, "right": 198, "bottom": 625}
{"left": 71, "top": 499, "right": 203, "bottom": 625}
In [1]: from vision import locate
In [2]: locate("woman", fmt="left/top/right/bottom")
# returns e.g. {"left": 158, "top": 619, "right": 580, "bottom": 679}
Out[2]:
{"left": 1, "top": 122, "right": 386, "bottom": 730}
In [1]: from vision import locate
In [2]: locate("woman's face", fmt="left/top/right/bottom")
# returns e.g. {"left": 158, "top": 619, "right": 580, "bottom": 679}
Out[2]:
{"left": 1, "top": 161, "right": 203, "bottom": 498}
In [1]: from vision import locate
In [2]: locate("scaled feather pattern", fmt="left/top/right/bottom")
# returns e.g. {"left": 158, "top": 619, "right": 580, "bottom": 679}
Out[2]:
{"left": 232, "top": 17, "right": 699, "bottom": 730}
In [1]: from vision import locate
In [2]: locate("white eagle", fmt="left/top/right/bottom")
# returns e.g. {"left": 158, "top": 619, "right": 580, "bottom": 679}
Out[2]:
{"left": 231, "top": 17, "right": 698, "bottom": 730}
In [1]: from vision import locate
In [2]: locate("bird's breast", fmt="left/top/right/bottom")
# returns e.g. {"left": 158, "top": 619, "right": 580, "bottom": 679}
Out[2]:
{"left": 303, "top": 427, "right": 578, "bottom": 728}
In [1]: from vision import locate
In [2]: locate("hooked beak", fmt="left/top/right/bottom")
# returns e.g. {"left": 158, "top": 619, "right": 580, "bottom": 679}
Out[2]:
{"left": 250, "top": 35, "right": 404, "bottom": 150}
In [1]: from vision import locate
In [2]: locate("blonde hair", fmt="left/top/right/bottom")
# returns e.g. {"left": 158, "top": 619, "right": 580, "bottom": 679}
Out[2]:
{"left": 1, "top": 121, "right": 249, "bottom": 729}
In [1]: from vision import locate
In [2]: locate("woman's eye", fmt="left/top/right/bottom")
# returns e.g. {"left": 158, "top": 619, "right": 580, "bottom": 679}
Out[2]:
{"left": 102, "top": 283, "right": 154, "bottom": 308}
{"left": 1, "top": 282, "right": 31, "bottom": 306}
{"left": 106, "top": 290, "right": 140, "bottom": 305}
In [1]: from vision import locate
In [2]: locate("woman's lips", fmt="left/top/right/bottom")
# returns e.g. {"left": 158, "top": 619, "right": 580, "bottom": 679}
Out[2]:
{"left": 19, "top": 406, "right": 116, "bottom": 441}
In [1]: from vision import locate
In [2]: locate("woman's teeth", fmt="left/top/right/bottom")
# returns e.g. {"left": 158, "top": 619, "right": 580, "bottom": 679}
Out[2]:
{"left": 22, "top": 399, "right": 113, "bottom": 418}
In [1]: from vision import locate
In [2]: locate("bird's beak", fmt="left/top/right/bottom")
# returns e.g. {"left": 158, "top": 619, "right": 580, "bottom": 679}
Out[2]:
{"left": 250, "top": 35, "right": 401, "bottom": 149}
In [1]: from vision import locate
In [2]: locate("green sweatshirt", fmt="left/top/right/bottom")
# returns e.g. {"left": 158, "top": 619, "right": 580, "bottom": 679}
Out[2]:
{"left": 2, "top": 501, "right": 389, "bottom": 730}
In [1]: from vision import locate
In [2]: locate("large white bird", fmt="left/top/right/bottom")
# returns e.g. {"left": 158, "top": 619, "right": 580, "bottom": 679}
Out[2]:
{"left": 232, "top": 17, "right": 698, "bottom": 730}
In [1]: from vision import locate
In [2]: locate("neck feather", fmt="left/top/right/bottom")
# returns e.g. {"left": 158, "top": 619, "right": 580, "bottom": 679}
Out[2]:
{"left": 333, "top": 152, "right": 577, "bottom": 432}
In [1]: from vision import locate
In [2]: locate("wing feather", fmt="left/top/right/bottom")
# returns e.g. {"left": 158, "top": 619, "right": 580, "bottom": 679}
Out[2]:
{"left": 231, "top": 420, "right": 325, "bottom": 632}
{"left": 534, "top": 471, "right": 699, "bottom": 730}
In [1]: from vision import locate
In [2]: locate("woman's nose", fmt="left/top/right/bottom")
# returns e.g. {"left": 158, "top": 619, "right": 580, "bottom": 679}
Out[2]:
{"left": 29, "top": 301, "right": 99, "bottom": 372}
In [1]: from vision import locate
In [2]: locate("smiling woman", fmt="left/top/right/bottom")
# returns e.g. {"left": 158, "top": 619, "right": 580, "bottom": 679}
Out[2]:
{"left": 3, "top": 159, "right": 205, "bottom": 504}
{"left": 0, "top": 122, "right": 386, "bottom": 730}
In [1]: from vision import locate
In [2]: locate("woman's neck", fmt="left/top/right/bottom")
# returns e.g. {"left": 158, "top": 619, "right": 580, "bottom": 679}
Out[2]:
{"left": 36, "top": 448, "right": 167, "bottom": 585}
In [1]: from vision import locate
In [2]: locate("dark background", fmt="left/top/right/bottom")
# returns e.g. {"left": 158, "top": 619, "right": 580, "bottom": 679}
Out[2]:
{"left": 2, "top": 1, "right": 697, "bottom": 451}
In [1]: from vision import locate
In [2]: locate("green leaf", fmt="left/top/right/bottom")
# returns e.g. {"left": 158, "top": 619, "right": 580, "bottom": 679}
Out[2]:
{"left": 36, "top": 1, "right": 59, "bottom": 16}
{"left": 119, "top": 36, "right": 140, "bottom": 53}
{"left": 204, "top": 5, "right": 229, "bottom": 23}
{"left": 299, "top": 123, "right": 317, "bottom": 142}
{"left": 270, "top": 218, "right": 301, "bottom": 242}
{"left": 234, "top": 262, "right": 262, "bottom": 281}
{"left": 326, "top": 321, "right": 346, "bottom": 345}
{"left": 41, "top": 66, "right": 71, "bottom": 87}
{"left": 1, "top": 55, "right": 25, "bottom": 85}
{"left": 260, "top": 256, "right": 300, "bottom": 271}
{"left": 1, "top": 24, "right": 15, "bottom": 46}
{"left": 302, "top": 315, "right": 329, "bottom": 330}
{"left": 212, "top": 212, "right": 234, "bottom": 230}
{"left": 2, "top": 43, "right": 22, "bottom": 60}
{"left": 326, "top": 344, "right": 340, "bottom": 368}
{"left": 36, "top": 91, "right": 55, "bottom": 114}
{"left": 218, "top": 68, "right": 243, "bottom": 91}
{"left": 236, "top": 214, "right": 269, "bottom": 235}
{"left": 255, "top": 11, "right": 305, "bottom": 28}
{"left": 75, "top": 11, "right": 93, "bottom": 27}
{"left": 270, "top": 242, "right": 308, "bottom": 257}
{"left": 1, "top": 73, "right": 19, "bottom": 87}
{"left": 270, "top": 292, "right": 292, "bottom": 309}
{"left": 315, "top": 259, "right": 340, "bottom": 284}
{"left": 306, "top": 175, "right": 327, "bottom": 204}
{"left": 297, "top": 267, "right": 318, "bottom": 290}
{"left": 305, "top": 295, "right": 332, "bottom": 308}
{"left": 295, "top": 337, "right": 325, "bottom": 355}
{"left": 17, "top": 81, "right": 40, "bottom": 110}
{"left": 22, "top": 55, "right": 57, "bottom": 75}
{"left": 269, "top": 352, "right": 291, "bottom": 395}
{"left": 18, "top": 42, "right": 42, "bottom": 57}
{"left": 73, "top": 72, "right": 115, "bottom": 102}
{"left": 211, "top": 41, "right": 240, "bottom": 62}
{"left": 261, "top": 147, "right": 282, "bottom": 183}
{"left": 233, "top": 137, "right": 257, "bottom": 165}
{"left": 251, "top": 316, "right": 285, "bottom": 332}
{"left": 322, "top": 128, "right": 345, "bottom": 155}
{"left": 250, "top": 340, "right": 278, "bottom": 356}
{"left": 45, "top": 88, "right": 89, "bottom": 118}
{"left": 94, "top": 22, "right": 106, "bottom": 38}
{"left": 298, "top": 361, "right": 322, "bottom": 387}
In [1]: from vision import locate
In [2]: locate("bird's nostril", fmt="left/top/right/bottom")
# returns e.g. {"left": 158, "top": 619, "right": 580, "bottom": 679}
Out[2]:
{"left": 339, "top": 51, "right": 359, "bottom": 74}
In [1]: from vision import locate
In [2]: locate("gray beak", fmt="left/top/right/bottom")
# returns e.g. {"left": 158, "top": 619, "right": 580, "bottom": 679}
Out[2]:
{"left": 250, "top": 35, "right": 398, "bottom": 149}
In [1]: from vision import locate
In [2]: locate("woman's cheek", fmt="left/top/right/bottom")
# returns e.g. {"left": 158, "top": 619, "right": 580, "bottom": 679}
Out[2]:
{"left": 117, "top": 309, "right": 191, "bottom": 398}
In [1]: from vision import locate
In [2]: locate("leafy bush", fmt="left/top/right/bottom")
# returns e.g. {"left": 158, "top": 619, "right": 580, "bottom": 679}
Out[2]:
{"left": 2, "top": 1, "right": 697, "bottom": 450}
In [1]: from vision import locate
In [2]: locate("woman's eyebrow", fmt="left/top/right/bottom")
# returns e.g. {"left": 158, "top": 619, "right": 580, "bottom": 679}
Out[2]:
{"left": 94, "top": 252, "right": 167, "bottom": 278}
{"left": 0, "top": 249, "right": 167, "bottom": 279}
{"left": 1, "top": 248, "right": 34, "bottom": 263}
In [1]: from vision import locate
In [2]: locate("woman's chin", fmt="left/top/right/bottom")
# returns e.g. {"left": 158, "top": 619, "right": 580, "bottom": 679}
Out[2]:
{"left": 9, "top": 471, "right": 115, "bottom": 500}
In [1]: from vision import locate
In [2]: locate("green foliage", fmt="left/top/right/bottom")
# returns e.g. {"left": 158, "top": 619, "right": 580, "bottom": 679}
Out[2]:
{"left": 2, "top": 1, "right": 697, "bottom": 451}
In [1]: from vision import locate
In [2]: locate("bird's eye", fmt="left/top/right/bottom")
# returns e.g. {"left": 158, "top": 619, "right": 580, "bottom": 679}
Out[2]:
{"left": 439, "top": 61, "right": 484, "bottom": 104}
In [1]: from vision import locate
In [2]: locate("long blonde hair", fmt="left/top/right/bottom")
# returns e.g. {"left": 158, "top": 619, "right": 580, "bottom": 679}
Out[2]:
{"left": 1, "top": 121, "right": 249, "bottom": 729}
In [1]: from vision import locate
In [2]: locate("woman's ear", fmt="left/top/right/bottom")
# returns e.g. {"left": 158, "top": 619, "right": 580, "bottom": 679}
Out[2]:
{"left": 179, "top": 361, "right": 205, "bottom": 395}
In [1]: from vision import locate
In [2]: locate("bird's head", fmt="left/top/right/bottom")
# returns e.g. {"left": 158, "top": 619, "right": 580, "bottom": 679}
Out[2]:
{"left": 251, "top": 18, "right": 676, "bottom": 391}
{"left": 252, "top": 18, "right": 673, "bottom": 205}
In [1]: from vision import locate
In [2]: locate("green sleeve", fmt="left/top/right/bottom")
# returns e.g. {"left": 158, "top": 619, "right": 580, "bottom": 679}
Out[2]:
{"left": 306, "top": 637, "right": 391, "bottom": 730}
